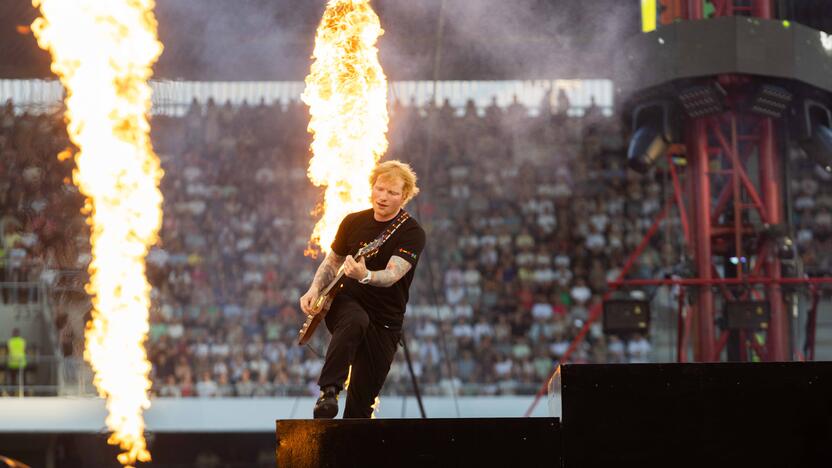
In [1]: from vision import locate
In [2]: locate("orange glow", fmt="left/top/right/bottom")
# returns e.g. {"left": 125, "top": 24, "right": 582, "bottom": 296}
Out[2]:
{"left": 344, "top": 365, "right": 381, "bottom": 418}
{"left": 32, "top": 0, "right": 163, "bottom": 466}
{"left": 302, "top": 0, "right": 389, "bottom": 256}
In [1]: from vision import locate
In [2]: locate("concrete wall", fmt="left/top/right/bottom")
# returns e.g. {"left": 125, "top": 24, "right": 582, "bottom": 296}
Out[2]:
{"left": 0, "top": 396, "right": 558, "bottom": 432}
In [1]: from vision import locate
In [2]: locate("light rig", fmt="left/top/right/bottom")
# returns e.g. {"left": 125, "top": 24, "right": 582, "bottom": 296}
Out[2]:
{"left": 616, "top": 0, "right": 832, "bottom": 362}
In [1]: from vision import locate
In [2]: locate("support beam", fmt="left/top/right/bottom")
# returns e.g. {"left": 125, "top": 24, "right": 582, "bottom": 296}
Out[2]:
{"left": 752, "top": 0, "right": 773, "bottom": 19}
{"left": 758, "top": 117, "right": 788, "bottom": 360}
{"left": 689, "top": 118, "right": 716, "bottom": 361}
{"left": 687, "top": 0, "right": 704, "bottom": 19}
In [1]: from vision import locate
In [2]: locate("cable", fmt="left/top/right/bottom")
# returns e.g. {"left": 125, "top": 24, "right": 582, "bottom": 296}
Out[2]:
{"left": 386, "top": 83, "right": 442, "bottom": 417}
{"left": 288, "top": 396, "right": 302, "bottom": 419}
{"left": 390, "top": 0, "right": 460, "bottom": 417}
{"left": 415, "top": 0, "right": 462, "bottom": 417}
{"left": 305, "top": 342, "right": 323, "bottom": 359}
{"left": 401, "top": 332, "right": 427, "bottom": 418}
{"left": 410, "top": 204, "right": 461, "bottom": 417}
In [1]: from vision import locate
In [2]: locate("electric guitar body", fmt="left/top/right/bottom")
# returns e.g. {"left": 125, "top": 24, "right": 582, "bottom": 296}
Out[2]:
{"left": 297, "top": 275, "right": 343, "bottom": 345}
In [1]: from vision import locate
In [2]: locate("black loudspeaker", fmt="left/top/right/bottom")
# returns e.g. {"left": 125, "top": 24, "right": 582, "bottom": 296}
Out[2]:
{"left": 276, "top": 418, "right": 561, "bottom": 468}
{"left": 562, "top": 362, "right": 832, "bottom": 468}
{"left": 603, "top": 299, "right": 650, "bottom": 335}
{"left": 724, "top": 300, "right": 771, "bottom": 330}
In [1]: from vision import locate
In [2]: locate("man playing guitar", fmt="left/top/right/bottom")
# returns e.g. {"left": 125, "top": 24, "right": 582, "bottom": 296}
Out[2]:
{"left": 300, "top": 160, "right": 426, "bottom": 419}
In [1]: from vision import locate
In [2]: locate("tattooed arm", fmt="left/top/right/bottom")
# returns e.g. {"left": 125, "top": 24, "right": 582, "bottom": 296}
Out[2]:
{"left": 300, "top": 252, "right": 346, "bottom": 314}
{"left": 311, "top": 251, "right": 346, "bottom": 292}
{"left": 367, "top": 256, "right": 413, "bottom": 288}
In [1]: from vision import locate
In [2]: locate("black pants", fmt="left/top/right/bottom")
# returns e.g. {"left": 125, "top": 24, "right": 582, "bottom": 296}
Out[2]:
{"left": 317, "top": 295, "right": 400, "bottom": 418}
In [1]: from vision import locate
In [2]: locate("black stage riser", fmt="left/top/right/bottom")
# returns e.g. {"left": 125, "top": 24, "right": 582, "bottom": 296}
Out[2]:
{"left": 562, "top": 362, "right": 832, "bottom": 468}
{"left": 0, "top": 433, "right": 275, "bottom": 468}
{"left": 276, "top": 418, "right": 562, "bottom": 468}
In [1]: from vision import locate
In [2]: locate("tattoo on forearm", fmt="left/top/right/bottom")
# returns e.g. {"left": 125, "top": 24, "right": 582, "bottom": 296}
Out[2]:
{"left": 368, "top": 256, "right": 412, "bottom": 287}
{"left": 312, "top": 252, "right": 345, "bottom": 291}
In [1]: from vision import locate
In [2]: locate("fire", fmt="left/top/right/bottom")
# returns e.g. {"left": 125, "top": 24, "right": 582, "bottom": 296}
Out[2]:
{"left": 344, "top": 365, "right": 352, "bottom": 389}
{"left": 302, "top": 0, "right": 389, "bottom": 256}
{"left": 371, "top": 396, "right": 381, "bottom": 419}
{"left": 344, "top": 365, "right": 381, "bottom": 418}
{"left": 32, "top": 1, "right": 163, "bottom": 466}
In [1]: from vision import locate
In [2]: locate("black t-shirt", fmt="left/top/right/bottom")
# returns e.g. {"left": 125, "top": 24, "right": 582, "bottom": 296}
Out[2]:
{"left": 331, "top": 208, "right": 426, "bottom": 331}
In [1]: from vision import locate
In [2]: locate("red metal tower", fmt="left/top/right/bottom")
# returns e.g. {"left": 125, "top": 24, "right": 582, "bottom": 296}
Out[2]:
{"left": 525, "top": 0, "right": 832, "bottom": 417}
{"left": 621, "top": 0, "right": 832, "bottom": 363}
{"left": 685, "top": 84, "right": 789, "bottom": 361}
{"left": 682, "top": 1, "right": 784, "bottom": 361}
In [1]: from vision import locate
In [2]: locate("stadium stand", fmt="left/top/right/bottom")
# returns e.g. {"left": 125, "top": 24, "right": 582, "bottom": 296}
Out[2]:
{"left": 2, "top": 95, "right": 831, "bottom": 397}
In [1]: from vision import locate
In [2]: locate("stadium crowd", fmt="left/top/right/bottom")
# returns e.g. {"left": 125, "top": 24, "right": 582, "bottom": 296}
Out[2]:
{"left": 2, "top": 93, "right": 831, "bottom": 397}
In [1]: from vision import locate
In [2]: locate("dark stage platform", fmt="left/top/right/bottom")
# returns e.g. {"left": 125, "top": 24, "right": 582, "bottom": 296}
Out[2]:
{"left": 278, "top": 362, "right": 832, "bottom": 468}
{"left": 276, "top": 417, "right": 561, "bottom": 467}
{"left": 562, "top": 362, "right": 832, "bottom": 467}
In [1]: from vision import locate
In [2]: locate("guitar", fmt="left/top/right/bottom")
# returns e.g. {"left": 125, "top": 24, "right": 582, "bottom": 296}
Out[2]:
{"left": 297, "top": 239, "right": 383, "bottom": 346}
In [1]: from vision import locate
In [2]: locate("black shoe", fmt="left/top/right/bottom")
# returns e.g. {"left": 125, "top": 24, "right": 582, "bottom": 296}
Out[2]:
{"left": 313, "top": 385, "right": 339, "bottom": 419}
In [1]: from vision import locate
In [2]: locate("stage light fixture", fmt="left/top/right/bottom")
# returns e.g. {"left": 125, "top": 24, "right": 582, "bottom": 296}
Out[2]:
{"left": 750, "top": 84, "right": 792, "bottom": 118}
{"left": 798, "top": 100, "right": 832, "bottom": 173}
{"left": 627, "top": 101, "right": 676, "bottom": 174}
{"left": 628, "top": 125, "right": 668, "bottom": 173}
{"left": 678, "top": 83, "right": 725, "bottom": 118}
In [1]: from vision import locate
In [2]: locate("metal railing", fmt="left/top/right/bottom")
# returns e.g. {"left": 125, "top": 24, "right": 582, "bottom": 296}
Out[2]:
{"left": 0, "top": 280, "right": 43, "bottom": 305}
{"left": 0, "top": 355, "right": 95, "bottom": 397}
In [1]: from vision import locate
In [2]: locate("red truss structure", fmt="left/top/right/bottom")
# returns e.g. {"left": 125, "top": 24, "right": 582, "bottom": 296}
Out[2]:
{"left": 616, "top": 0, "right": 832, "bottom": 364}
{"left": 645, "top": 1, "right": 830, "bottom": 363}
{"left": 525, "top": 0, "right": 832, "bottom": 416}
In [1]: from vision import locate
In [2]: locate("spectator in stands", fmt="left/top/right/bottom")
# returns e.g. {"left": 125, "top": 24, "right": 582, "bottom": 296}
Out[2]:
{"left": 6, "top": 328, "right": 26, "bottom": 388}
{"left": 158, "top": 375, "right": 182, "bottom": 398}
{"left": 235, "top": 369, "right": 255, "bottom": 397}
{"left": 5, "top": 93, "right": 693, "bottom": 399}
{"left": 216, "top": 372, "right": 235, "bottom": 397}
{"left": 627, "top": 334, "right": 652, "bottom": 363}
{"left": 196, "top": 371, "right": 218, "bottom": 397}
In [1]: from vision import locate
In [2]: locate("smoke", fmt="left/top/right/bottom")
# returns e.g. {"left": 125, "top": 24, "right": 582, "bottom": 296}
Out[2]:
{"left": 148, "top": 0, "right": 638, "bottom": 81}
{"left": 376, "top": 0, "right": 639, "bottom": 80}
{"left": 153, "top": 0, "right": 317, "bottom": 80}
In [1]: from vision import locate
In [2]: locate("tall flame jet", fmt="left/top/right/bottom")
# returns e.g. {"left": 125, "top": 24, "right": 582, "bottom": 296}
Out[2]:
{"left": 32, "top": 1, "right": 163, "bottom": 466}
{"left": 302, "top": 0, "right": 389, "bottom": 256}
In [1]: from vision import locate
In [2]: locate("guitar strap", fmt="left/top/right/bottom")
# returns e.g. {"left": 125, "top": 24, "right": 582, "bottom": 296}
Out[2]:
{"left": 363, "top": 209, "right": 410, "bottom": 254}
